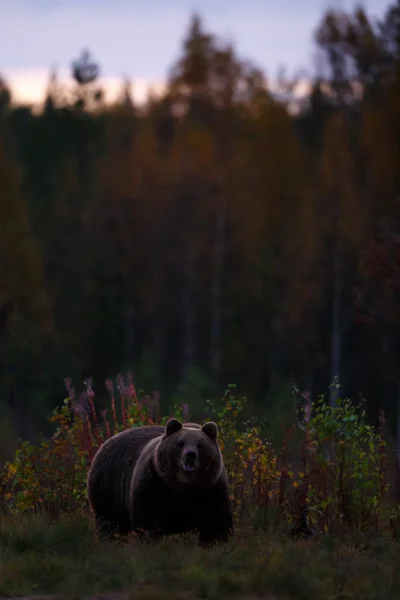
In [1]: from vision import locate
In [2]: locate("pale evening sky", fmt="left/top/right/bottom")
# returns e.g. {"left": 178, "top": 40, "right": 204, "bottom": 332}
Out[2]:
{"left": 0, "top": 0, "right": 392, "bottom": 106}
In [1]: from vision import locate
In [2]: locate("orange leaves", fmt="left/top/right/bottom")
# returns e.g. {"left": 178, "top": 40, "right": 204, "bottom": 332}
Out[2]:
{"left": 168, "top": 123, "right": 217, "bottom": 181}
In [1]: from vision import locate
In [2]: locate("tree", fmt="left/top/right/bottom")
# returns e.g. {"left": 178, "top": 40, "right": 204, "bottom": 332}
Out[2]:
{"left": 0, "top": 136, "right": 52, "bottom": 436}
{"left": 71, "top": 48, "right": 103, "bottom": 110}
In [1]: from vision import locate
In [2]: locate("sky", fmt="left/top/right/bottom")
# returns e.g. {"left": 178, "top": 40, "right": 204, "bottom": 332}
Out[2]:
{"left": 0, "top": 0, "right": 393, "bottom": 106}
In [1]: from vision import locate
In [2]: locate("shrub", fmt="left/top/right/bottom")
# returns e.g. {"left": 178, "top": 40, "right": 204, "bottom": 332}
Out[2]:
{"left": 295, "top": 389, "right": 389, "bottom": 535}
{"left": 0, "top": 375, "right": 395, "bottom": 539}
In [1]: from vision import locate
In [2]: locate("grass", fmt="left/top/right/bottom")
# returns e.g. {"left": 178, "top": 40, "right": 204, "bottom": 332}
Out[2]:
{"left": 1, "top": 513, "right": 400, "bottom": 599}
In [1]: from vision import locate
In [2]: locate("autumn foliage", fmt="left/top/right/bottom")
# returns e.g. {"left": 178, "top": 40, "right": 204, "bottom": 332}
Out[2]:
{"left": 0, "top": 375, "right": 398, "bottom": 543}
{"left": 0, "top": 3, "right": 400, "bottom": 489}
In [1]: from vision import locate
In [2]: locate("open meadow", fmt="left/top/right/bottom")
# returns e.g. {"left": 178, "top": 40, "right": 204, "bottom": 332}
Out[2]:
{"left": 2, "top": 512, "right": 400, "bottom": 599}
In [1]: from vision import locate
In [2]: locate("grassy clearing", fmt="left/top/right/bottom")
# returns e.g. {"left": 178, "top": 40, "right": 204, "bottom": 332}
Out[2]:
{"left": 0, "top": 513, "right": 399, "bottom": 599}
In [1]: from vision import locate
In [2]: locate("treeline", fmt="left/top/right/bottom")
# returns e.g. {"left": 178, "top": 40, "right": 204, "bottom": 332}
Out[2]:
{"left": 0, "top": 3, "right": 400, "bottom": 443}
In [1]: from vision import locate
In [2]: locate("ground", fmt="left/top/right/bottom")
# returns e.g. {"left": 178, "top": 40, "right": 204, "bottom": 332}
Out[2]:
{"left": 0, "top": 514, "right": 399, "bottom": 599}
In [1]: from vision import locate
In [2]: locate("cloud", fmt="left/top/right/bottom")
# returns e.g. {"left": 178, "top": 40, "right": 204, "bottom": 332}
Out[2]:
{"left": 2, "top": 67, "right": 166, "bottom": 107}
{"left": 2, "top": 67, "right": 312, "bottom": 118}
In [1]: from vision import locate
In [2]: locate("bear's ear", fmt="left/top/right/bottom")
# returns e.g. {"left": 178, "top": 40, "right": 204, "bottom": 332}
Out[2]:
{"left": 201, "top": 421, "right": 218, "bottom": 440}
{"left": 165, "top": 418, "right": 183, "bottom": 436}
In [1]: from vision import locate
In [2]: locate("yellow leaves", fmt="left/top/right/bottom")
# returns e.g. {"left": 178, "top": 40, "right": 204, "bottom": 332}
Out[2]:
{"left": 4, "top": 462, "right": 17, "bottom": 477}
{"left": 268, "top": 551, "right": 288, "bottom": 570}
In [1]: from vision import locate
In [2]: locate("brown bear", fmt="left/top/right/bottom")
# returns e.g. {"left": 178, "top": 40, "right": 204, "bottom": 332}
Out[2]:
{"left": 86, "top": 418, "right": 233, "bottom": 546}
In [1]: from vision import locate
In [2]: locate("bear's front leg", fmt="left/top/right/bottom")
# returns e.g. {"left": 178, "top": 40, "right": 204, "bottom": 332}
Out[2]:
{"left": 132, "top": 527, "right": 165, "bottom": 545}
{"left": 93, "top": 505, "right": 131, "bottom": 542}
{"left": 197, "top": 481, "right": 234, "bottom": 547}
{"left": 130, "top": 476, "right": 164, "bottom": 542}
{"left": 198, "top": 520, "right": 233, "bottom": 547}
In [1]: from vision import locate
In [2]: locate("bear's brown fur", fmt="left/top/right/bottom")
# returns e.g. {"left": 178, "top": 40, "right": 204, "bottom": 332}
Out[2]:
{"left": 87, "top": 418, "right": 233, "bottom": 545}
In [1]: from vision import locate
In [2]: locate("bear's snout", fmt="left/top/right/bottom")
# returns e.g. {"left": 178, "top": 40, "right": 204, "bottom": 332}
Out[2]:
{"left": 182, "top": 449, "right": 198, "bottom": 473}
{"left": 184, "top": 450, "right": 197, "bottom": 463}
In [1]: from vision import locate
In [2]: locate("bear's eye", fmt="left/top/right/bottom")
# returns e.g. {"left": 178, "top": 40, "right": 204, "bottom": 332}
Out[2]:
{"left": 177, "top": 441, "right": 185, "bottom": 448}
{"left": 197, "top": 443, "right": 203, "bottom": 449}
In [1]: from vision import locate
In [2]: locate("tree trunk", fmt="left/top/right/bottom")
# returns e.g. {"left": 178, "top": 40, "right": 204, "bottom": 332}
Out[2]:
{"left": 123, "top": 297, "right": 135, "bottom": 364}
{"left": 152, "top": 275, "right": 165, "bottom": 377}
{"left": 269, "top": 322, "right": 285, "bottom": 388}
{"left": 329, "top": 244, "right": 342, "bottom": 407}
{"left": 306, "top": 369, "right": 314, "bottom": 404}
{"left": 210, "top": 198, "right": 226, "bottom": 378}
{"left": 182, "top": 248, "right": 196, "bottom": 375}
{"left": 396, "top": 378, "right": 400, "bottom": 464}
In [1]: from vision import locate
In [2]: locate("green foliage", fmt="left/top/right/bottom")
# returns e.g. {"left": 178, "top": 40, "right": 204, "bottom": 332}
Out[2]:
{"left": 259, "top": 380, "right": 298, "bottom": 447}
{"left": 1, "top": 401, "right": 90, "bottom": 516}
{"left": 171, "top": 365, "right": 215, "bottom": 421}
{"left": 0, "top": 377, "right": 396, "bottom": 541}
{"left": 133, "top": 350, "right": 162, "bottom": 396}
{"left": 0, "top": 401, "right": 18, "bottom": 467}
{"left": 299, "top": 392, "right": 388, "bottom": 532}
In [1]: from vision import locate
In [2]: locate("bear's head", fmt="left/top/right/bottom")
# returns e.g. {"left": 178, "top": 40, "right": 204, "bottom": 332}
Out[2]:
{"left": 154, "top": 418, "right": 223, "bottom": 491}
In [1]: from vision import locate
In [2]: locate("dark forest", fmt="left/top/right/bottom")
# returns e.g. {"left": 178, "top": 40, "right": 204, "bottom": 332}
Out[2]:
{"left": 1, "top": 2, "right": 400, "bottom": 455}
